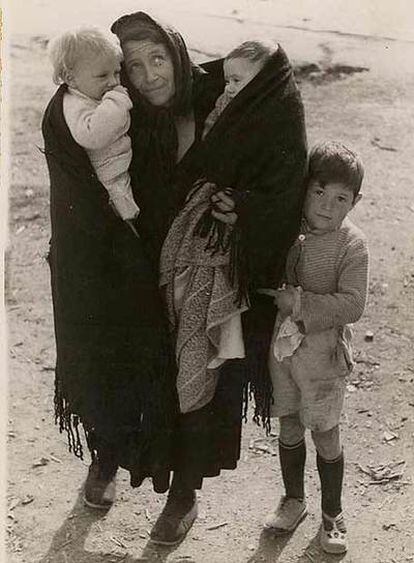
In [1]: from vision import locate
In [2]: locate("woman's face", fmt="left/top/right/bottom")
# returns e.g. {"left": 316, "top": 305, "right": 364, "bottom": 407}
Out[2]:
{"left": 123, "top": 40, "right": 175, "bottom": 107}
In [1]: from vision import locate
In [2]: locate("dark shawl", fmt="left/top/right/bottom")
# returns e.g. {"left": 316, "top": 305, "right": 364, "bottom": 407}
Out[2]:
{"left": 176, "top": 48, "right": 308, "bottom": 427}
{"left": 42, "top": 85, "right": 177, "bottom": 486}
{"left": 112, "top": 13, "right": 307, "bottom": 428}
{"left": 112, "top": 11, "right": 306, "bottom": 293}
{"left": 182, "top": 46, "right": 307, "bottom": 290}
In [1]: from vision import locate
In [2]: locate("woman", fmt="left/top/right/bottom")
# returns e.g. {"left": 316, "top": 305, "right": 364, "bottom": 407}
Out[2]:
{"left": 110, "top": 11, "right": 307, "bottom": 545}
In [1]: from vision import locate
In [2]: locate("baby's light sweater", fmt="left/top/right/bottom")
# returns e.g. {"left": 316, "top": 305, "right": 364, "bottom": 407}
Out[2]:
{"left": 286, "top": 218, "right": 369, "bottom": 333}
{"left": 63, "top": 86, "right": 139, "bottom": 220}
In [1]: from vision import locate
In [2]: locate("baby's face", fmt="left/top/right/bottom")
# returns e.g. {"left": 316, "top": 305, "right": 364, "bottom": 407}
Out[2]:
{"left": 223, "top": 57, "right": 263, "bottom": 99}
{"left": 69, "top": 50, "right": 121, "bottom": 100}
{"left": 304, "top": 180, "right": 360, "bottom": 232}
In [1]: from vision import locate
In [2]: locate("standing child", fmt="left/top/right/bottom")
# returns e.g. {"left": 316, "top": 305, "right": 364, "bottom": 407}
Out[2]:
{"left": 263, "top": 142, "right": 369, "bottom": 554}
{"left": 48, "top": 27, "right": 139, "bottom": 225}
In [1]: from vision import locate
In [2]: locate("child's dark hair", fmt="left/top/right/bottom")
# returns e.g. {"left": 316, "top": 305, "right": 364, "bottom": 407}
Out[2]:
{"left": 308, "top": 141, "right": 364, "bottom": 198}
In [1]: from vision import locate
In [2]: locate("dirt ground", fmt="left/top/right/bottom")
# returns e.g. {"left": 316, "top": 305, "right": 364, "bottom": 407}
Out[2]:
{"left": 5, "top": 18, "right": 414, "bottom": 563}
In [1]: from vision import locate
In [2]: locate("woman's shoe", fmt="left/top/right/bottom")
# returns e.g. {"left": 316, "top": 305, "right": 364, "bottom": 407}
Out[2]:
{"left": 320, "top": 512, "right": 347, "bottom": 554}
{"left": 83, "top": 461, "right": 117, "bottom": 510}
{"left": 150, "top": 490, "right": 198, "bottom": 545}
{"left": 264, "top": 496, "right": 307, "bottom": 534}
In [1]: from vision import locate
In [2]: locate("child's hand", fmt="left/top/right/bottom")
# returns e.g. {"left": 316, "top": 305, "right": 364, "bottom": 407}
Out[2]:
{"left": 274, "top": 285, "right": 296, "bottom": 316}
{"left": 110, "top": 85, "right": 129, "bottom": 96}
{"left": 103, "top": 85, "right": 133, "bottom": 109}
{"left": 104, "top": 85, "right": 131, "bottom": 101}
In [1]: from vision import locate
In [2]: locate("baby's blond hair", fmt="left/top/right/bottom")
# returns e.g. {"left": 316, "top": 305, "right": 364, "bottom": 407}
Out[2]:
{"left": 48, "top": 26, "right": 122, "bottom": 85}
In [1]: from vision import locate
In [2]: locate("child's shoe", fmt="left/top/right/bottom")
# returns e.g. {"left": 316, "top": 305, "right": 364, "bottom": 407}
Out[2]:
{"left": 320, "top": 512, "right": 347, "bottom": 554}
{"left": 264, "top": 496, "right": 307, "bottom": 534}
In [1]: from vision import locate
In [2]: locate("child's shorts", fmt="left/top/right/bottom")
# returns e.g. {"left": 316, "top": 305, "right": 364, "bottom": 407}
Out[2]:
{"left": 269, "top": 325, "right": 352, "bottom": 432}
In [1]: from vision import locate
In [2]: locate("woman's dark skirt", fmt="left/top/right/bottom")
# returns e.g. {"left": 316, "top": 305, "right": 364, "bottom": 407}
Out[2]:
{"left": 87, "top": 360, "right": 245, "bottom": 492}
{"left": 86, "top": 360, "right": 245, "bottom": 492}
{"left": 170, "top": 359, "right": 246, "bottom": 490}
{"left": 88, "top": 295, "right": 274, "bottom": 492}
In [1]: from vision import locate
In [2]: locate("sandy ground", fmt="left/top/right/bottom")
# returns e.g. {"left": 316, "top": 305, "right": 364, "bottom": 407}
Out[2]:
{"left": 4, "top": 3, "right": 414, "bottom": 562}
{"left": 7, "top": 0, "right": 414, "bottom": 40}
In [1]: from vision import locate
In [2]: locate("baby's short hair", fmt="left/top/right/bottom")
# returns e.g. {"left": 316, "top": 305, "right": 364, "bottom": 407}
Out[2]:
{"left": 48, "top": 26, "right": 122, "bottom": 85}
{"left": 308, "top": 141, "right": 364, "bottom": 197}
{"left": 225, "top": 39, "right": 276, "bottom": 66}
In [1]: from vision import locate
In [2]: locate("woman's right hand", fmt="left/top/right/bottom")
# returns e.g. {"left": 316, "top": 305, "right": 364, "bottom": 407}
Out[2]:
{"left": 211, "top": 190, "right": 238, "bottom": 225}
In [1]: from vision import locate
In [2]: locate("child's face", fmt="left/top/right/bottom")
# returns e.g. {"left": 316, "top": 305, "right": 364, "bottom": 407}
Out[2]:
{"left": 304, "top": 180, "right": 361, "bottom": 232}
{"left": 69, "top": 51, "right": 121, "bottom": 101}
{"left": 223, "top": 57, "right": 263, "bottom": 99}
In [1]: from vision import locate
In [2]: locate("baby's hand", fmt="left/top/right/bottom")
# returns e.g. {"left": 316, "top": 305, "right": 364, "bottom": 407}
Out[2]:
{"left": 110, "top": 85, "right": 129, "bottom": 96}
{"left": 103, "top": 85, "right": 132, "bottom": 109}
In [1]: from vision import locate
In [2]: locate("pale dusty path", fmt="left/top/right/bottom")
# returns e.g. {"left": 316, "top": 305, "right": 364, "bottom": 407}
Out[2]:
{"left": 7, "top": 0, "right": 414, "bottom": 41}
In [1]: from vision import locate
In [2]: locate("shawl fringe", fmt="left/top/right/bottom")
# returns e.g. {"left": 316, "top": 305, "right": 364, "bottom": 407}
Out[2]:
{"left": 54, "top": 357, "right": 177, "bottom": 463}
{"left": 241, "top": 293, "right": 277, "bottom": 433}
{"left": 54, "top": 376, "right": 85, "bottom": 459}
{"left": 192, "top": 181, "right": 250, "bottom": 308}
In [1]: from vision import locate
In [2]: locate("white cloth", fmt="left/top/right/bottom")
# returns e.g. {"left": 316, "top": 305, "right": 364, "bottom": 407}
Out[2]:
{"left": 272, "top": 316, "right": 304, "bottom": 361}
{"left": 207, "top": 315, "right": 245, "bottom": 369}
{"left": 272, "top": 286, "right": 304, "bottom": 360}
{"left": 63, "top": 86, "right": 139, "bottom": 220}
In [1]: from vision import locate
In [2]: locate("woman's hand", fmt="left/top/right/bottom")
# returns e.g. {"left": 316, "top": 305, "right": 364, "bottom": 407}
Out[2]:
{"left": 210, "top": 190, "right": 238, "bottom": 225}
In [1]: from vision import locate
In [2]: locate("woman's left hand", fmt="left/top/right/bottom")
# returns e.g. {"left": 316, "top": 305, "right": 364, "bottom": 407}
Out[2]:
{"left": 211, "top": 190, "right": 238, "bottom": 225}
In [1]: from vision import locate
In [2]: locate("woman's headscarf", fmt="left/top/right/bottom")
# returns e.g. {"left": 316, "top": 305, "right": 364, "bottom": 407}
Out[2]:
{"left": 111, "top": 11, "right": 195, "bottom": 115}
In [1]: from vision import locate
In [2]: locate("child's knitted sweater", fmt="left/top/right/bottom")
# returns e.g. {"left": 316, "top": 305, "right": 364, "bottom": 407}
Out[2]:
{"left": 286, "top": 217, "right": 369, "bottom": 333}
{"left": 63, "top": 86, "right": 139, "bottom": 220}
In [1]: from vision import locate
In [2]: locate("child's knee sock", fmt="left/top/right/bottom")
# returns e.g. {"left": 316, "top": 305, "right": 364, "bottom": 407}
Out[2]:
{"left": 316, "top": 451, "right": 344, "bottom": 517}
{"left": 279, "top": 439, "right": 306, "bottom": 500}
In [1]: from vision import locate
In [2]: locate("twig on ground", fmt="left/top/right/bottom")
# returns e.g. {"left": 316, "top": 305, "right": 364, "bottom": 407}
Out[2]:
{"left": 206, "top": 521, "right": 228, "bottom": 531}
{"left": 110, "top": 536, "right": 127, "bottom": 549}
{"left": 371, "top": 137, "right": 397, "bottom": 152}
